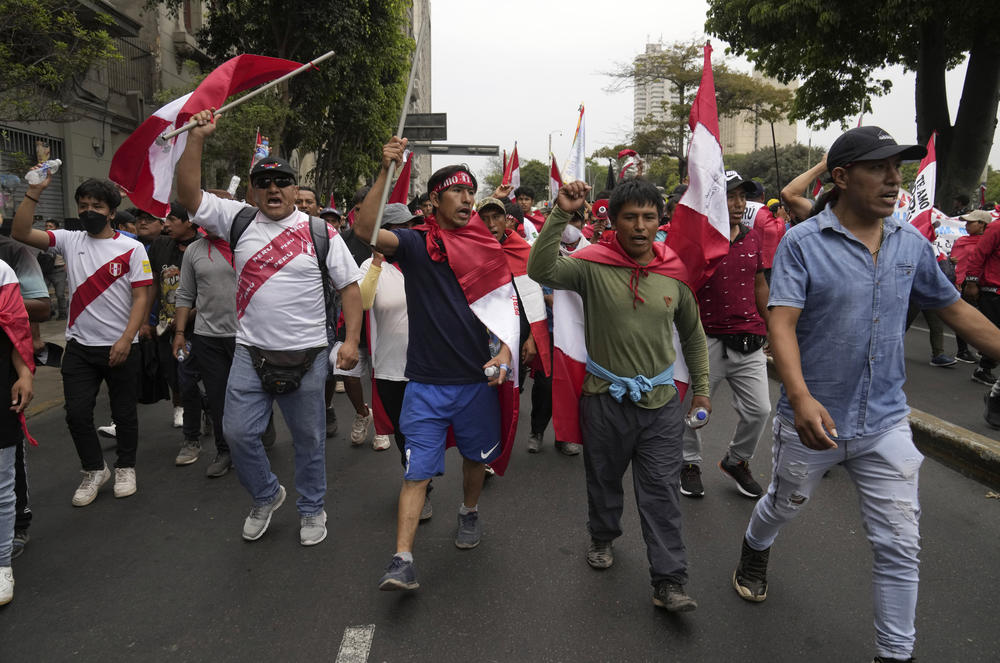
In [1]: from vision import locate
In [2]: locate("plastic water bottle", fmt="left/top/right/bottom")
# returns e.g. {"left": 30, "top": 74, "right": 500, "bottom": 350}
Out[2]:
{"left": 176, "top": 341, "right": 191, "bottom": 362}
{"left": 25, "top": 159, "right": 62, "bottom": 185}
{"left": 685, "top": 407, "right": 710, "bottom": 429}
{"left": 484, "top": 366, "right": 500, "bottom": 379}
{"left": 484, "top": 333, "right": 502, "bottom": 378}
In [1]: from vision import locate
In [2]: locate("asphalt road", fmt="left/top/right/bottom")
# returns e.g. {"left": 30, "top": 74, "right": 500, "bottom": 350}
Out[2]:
{"left": 2, "top": 368, "right": 998, "bottom": 662}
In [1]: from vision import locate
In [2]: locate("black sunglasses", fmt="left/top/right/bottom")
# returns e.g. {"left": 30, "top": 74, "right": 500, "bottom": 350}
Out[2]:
{"left": 252, "top": 176, "right": 295, "bottom": 189}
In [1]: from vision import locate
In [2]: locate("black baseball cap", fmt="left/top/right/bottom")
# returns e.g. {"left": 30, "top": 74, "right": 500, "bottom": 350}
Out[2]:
{"left": 725, "top": 170, "right": 756, "bottom": 194}
{"left": 249, "top": 157, "right": 297, "bottom": 182}
{"left": 827, "top": 126, "right": 926, "bottom": 172}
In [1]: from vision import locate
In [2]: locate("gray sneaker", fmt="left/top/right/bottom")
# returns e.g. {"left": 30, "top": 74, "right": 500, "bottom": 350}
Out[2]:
{"left": 205, "top": 452, "right": 231, "bottom": 478}
{"left": 242, "top": 485, "right": 286, "bottom": 541}
{"left": 455, "top": 510, "right": 482, "bottom": 549}
{"left": 556, "top": 440, "right": 582, "bottom": 456}
{"left": 527, "top": 432, "right": 543, "bottom": 453}
{"left": 175, "top": 440, "right": 201, "bottom": 466}
{"left": 300, "top": 510, "right": 327, "bottom": 546}
{"left": 587, "top": 539, "right": 614, "bottom": 569}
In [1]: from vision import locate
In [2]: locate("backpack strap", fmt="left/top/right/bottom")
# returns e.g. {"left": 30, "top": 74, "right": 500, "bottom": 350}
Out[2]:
{"left": 308, "top": 215, "right": 333, "bottom": 317}
{"left": 228, "top": 206, "right": 258, "bottom": 266}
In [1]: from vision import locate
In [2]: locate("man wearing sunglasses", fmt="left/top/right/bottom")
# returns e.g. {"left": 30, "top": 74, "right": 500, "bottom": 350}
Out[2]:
{"left": 176, "top": 109, "right": 363, "bottom": 547}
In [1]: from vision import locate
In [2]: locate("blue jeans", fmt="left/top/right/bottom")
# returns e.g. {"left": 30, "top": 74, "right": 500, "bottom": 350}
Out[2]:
{"left": 224, "top": 345, "right": 327, "bottom": 516}
{"left": 745, "top": 417, "right": 923, "bottom": 660}
{"left": 0, "top": 446, "right": 15, "bottom": 566}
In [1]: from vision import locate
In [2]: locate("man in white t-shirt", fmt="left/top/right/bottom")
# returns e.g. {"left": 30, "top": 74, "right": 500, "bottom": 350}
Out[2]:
{"left": 176, "top": 109, "right": 363, "bottom": 547}
{"left": 12, "top": 176, "right": 153, "bottom": 506}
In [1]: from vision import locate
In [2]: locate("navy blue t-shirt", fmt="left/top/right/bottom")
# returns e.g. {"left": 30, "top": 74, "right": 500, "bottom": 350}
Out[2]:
{"left": 389, "top": 228, "right": 490, "bottom": 384}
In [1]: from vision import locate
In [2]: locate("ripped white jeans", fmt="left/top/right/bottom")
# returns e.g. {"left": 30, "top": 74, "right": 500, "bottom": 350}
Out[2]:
{"left": 745, "top": 417, "right": 923, "bottom": 660}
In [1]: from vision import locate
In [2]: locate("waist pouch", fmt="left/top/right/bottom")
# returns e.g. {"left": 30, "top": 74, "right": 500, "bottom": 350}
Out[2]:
{"left": 710, "top": 333, "right": 766, "bottom": 355}
{"left": 246, "top": 346, "right": 325, "bottom": 395}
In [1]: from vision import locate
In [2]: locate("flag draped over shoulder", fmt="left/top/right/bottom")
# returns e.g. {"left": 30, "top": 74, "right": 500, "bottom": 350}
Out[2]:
{"left": 665, "top": 43, "right": 730, "bottom": 291}
{"left": 907, "top": 132, "right": 937, "bottom": 243}
{"left": 110, "top": 55, "right": 303, "bottom": 217}
{"left": 499, "top": 229, "right": 552, "bottom": 376}
{"left": 0, "top": 265, "right": 36, "bottom": 445}
{"left": 410, "top": 213, "right": 521, "bottom": 475}
{"left": 550, "top": 236, "right": 693, "bottom": 445}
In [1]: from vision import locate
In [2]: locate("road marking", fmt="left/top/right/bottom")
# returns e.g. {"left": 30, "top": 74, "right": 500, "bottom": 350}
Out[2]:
{"left": 335, "top": 625, "right": 375, "bottom": 663}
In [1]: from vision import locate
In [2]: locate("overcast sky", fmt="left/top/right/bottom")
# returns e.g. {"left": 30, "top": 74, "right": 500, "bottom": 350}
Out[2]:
{"left": 429, "top": 0, "right": 999, "bottom": 182}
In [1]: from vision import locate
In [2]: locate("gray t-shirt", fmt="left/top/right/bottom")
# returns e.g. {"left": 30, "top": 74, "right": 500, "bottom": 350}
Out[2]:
{"left": 0, "top": 236, "right": 48, "bottom": 299}
{"left": 175, "top": 237, "right": 237, "bottom": 338}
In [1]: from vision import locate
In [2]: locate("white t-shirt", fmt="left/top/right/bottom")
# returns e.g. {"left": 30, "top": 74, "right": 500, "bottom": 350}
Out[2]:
{"left": 192, "top": 192, "right": 361, "bottom": 351}
{"left": 47, "top": 229, "right": 153, "bottom": 346}
{"left": 360, "top": 257, "right": 408, "bottom": 381}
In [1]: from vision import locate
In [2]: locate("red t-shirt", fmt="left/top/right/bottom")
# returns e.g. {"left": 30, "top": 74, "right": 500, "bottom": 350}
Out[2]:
{"left": 696, "top": 226, "right": 766, "bottom": 336}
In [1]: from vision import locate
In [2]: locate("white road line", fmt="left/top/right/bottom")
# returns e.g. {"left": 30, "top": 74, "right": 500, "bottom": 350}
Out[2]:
{"left": 335, "top": 625, "right": 375, "bottom": 663}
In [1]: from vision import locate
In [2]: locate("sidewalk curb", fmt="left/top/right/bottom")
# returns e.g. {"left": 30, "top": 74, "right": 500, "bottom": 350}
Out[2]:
{"left": 27, "top": 398, "right": 63, "bottom": 419}
{"left": 767, "top": 360, "right": 1000, "bottom": 490}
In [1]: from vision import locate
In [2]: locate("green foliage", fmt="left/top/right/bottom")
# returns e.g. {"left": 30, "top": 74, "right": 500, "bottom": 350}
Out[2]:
{"left": 481, "top": 158, "right": 551, "bottom": 199}
{"left": 154, "top": 0, "right": 411, "bottom": 203}
{"left": 611, "top": 40, "right": 793, "bottom": 178}
{"left": 985, "top": 167, "right": 1000, "bottom": 207}
{"left": 725, "top": 143, "right": 813, "bottom": 199}
{"left": 0, "top": 0, "right": 120, "bottom": 121}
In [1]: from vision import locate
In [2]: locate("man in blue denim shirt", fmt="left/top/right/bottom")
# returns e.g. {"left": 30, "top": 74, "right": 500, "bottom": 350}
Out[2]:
{"left": 730, "top": 126, "right": 1000, "bottom": 663}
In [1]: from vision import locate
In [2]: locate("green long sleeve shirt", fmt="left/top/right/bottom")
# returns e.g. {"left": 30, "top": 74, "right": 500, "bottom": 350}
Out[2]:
{"left": 527, "top": 207, "right": 710, "bottom": 409}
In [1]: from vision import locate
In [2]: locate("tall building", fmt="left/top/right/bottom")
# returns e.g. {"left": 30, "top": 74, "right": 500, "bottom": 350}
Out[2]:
{"left": 0, "top": 0, "right": 206, "bottom": 221}
{"left": 631, "top": 43, "right": 797, "bottom": 156}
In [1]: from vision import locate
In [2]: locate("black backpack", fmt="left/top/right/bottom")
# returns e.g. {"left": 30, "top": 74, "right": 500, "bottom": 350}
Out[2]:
{"left": 229, "top": 207, "right": 334, "bottom": 320}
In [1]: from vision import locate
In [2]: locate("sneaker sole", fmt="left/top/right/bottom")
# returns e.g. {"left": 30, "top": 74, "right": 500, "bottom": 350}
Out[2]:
{"left": 205, "top": 465, "right": 230, "bottom": 478}
{"left": 96, "top": 430, "right": 116, "bottom": 439}
{"left": 972, "top": 375, "right": 997, "bottom": 386}
{"left": 929, "top": 361, "right": 956, "bottom": 367}
{"left": 652, "top": 596, "right": 698, "bottom": 612}
{"left": 243, "top": 487, "right": 286, "bottom": 541}
{"left": 718, "top": 462, "right": 763, "bottom": 499}
{"left": 379, "top": 577, "right": 419, "bottom": 591}
{"left": 455, "top": 538, "right": 481, "bottom": 550}
{"left": 679, "top": 485, "right": 704, "bottom": 498}
{"left": 732, "top": 570, "right": 767, "bottom": 602}
{"left": 175, "top": 454, "right": 200, "bottom": 466}
{"left": 300, "top": 529, "right": 327, "bottom": 546}
{"left": 114, "top": 484, "right": 137, "bottom": 499}
{"left": 955, "top": 357, "right": 977, "bottom": 364}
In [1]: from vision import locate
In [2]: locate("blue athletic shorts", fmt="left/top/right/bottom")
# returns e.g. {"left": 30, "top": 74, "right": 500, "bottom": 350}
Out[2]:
{"left": 399, "top": 381, "right": 502, "bottom": 480}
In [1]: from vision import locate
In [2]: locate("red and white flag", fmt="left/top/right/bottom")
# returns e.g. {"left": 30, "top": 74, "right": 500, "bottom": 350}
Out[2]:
{"left": 0, "top": 263, "right": 36, "bottom": 445}
{"left": 549, "top": 154, "right": 563, "bottom": 199}
{"left": 110, "top": 54, "right": 302, "bottom": 217}
{"left": 388, "top": 150, "right": 412, "bottom": 204}
{"left": 811, "top": 177, "right": 823, "bottom": 198}
{"left": 501, "top": 143, "right": 520, "bottom": 200}
{"left": 665, "top": 42, "right": 730, "bottom": 290}
{"left": 564, "top": 105, "right": 586, "bottom": 183}
{"left": 907, "top": 132, "right": 937, "bottom": 243}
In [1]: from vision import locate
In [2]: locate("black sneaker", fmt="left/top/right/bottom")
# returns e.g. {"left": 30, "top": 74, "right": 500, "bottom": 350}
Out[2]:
{"left": 733, "top": 537, "right": 770, "bottom": 602}
{"left": 972, "top": 368, "right": 997, "bottom": 386}
{"left": 378, "top": 556, "right": 419, "bottom": 591}
{"left": 679, "top": 464, "right": 704, "bottom": 498}
{"left": 984, "top": 392, "right": 1000, "bottom": 429}
{"left": 586, "top": 539, "right": 614, "bottom": 569}
{"left": 652, "top": 581, "right": 697, "bottom": 612}
{"left": 719, "top": 454, "right": 764, "bottom": 498}
{"left": 872, "top": 657, "right": 914, "bottom": 662}
{"left": 11, "top": 529, "right": 28, "bottom": 560}
{"left": 955, "top": 349, "right": 978, "bottom": 363}
{"left": 527, "top": 432, "right": 543, "bottom": 453}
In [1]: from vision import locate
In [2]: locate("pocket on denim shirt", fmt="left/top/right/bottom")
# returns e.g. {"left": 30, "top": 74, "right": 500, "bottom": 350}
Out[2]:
{"left": 894, "top": 263, "right": 915, "bottom": 301}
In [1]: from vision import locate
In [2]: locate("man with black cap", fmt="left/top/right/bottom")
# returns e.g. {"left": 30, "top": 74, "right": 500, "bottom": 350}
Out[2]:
{"left": 730, "top": 125, "right": 1000, "bottom": 663}
{"left": 680, "top": 170, "right": 770, "bottom": 500}
{"left": 176, "top": 109, "right": 363, "bottom": 547}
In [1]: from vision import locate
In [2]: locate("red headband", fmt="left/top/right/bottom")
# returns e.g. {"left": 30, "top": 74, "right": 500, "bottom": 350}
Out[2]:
{"left": 431, "top": 171, "right": 474, "bottom": 196}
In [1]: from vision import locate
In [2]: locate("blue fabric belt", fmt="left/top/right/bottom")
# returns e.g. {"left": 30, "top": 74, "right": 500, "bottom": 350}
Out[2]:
{"left": 585, "top": 357, "right": 675, "bottom": 403}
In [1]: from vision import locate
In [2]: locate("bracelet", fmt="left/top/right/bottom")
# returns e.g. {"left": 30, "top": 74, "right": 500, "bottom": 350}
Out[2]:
{"left": 25, "top": 194, "right": 39, "bottom": 203}
{"left": 173, "top": 331, "right": 185, "bottom": 337}
{"left": 499, "top": 363, "right": 509, "bottom": 372}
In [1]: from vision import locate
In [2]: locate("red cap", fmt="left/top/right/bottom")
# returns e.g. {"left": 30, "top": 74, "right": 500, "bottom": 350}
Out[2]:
{"left": 591, "top": 198, "right": 610, "bottom": 220}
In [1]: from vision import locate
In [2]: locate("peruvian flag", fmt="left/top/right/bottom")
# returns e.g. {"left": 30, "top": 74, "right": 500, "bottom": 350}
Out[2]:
{"left": 501, "top": 143, "right": 520, "bottom": 200}
{"left": 0, "top": 263, "right": 36, "bottom": 445}
{"left": 665, "top": 42, "right": 730, "bottom": 290}
{"left": 388, "top": 150, "right": 412, "bottom": 204}
{"left": 811, "top": 178, "right": 823, "bottom": 198}
{"left": 907, "top": 132, "right": 937, "bottom": 242}
{"left": 110, "top": 54, "right": 302, "bottom": 217}
{"left": 500, "top": 230, "right": 552, "bottom": 376}
{"left": 549, "top": 154, "right": 563, "bottom": 199}
{"left": 564, "top": 104, "right": 586, "bottom": 183}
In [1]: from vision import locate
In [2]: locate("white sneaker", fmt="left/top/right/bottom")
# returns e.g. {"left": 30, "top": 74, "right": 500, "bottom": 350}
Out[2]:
{"left": 173, "top": 406, "right": 184, "bottom": 428}
{"left": 372, "top": 434, "right": 391, "bottom": 451}
{"left": 350, "top": 407, "right": 372, "bottom": 446}
{"left": 0, "top": 566, "right": 12, "bottom": 605}
{"left": 96, "top": 423, "right": 117, "bottom": 438}
{"left": 335, "top": 380, "right": 345, "bottom": 393}
{"left": 71, "top": 464, "right": 111, "bottom": 506}
{"left": 113, "top": 467, "right": 137, "bottom": 498}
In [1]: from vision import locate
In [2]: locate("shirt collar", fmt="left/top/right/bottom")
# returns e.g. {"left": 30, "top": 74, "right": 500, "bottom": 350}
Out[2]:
{"left": 816, "top": 204, "right": 903, "bottom": 236}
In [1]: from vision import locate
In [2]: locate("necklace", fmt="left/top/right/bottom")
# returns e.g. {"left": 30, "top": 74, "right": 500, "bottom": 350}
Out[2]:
{"left": 871, "top": 220, "right": 885, "bottom": 257}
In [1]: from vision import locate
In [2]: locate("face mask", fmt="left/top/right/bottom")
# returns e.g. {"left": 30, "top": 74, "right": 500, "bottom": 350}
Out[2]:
{"left": 80, "top": 210, "right": 109, "bottom": 235}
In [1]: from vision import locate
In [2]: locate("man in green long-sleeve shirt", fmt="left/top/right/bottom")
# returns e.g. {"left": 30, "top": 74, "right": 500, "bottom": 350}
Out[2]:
{"left": 528, "top": 178, "right": 710, "bottom": 612}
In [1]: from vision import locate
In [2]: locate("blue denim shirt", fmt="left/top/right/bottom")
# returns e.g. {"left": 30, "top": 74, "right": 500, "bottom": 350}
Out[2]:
{"left": 769, "top": 206, "right": 960, "bottom": 439}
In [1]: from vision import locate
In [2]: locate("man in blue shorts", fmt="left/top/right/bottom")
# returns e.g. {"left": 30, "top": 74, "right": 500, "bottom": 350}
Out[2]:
{"left": 354, "top": 136, "right": 513, "bottom": 591}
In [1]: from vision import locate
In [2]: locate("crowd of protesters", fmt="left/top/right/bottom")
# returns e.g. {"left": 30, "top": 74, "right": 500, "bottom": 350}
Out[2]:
{"left": 2, "top": 117, "right": 1000, "bottom": 663}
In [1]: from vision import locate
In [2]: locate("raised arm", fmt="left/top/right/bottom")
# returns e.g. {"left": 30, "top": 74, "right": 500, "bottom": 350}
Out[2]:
{"left": 12, "top": 172, "right": 59, "bottom": 251}
{"left": 354, "top": 137, "right": 407, "bottom": 256}
{"left": 175, "top": 109, "right": 217, "bottom": 217}
{"left": 781, "top": 154, "right": 827, "bottom": 221}
{"left": 526, "top": 181, "right": 590, "bottom": 290}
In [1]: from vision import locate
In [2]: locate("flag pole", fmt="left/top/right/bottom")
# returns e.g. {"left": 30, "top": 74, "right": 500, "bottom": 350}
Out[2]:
{"left": 370, "top": 20, "right": 428, "bottom": 247}
{"left": 157, "top": 50, "right": 337, "bottom": 144}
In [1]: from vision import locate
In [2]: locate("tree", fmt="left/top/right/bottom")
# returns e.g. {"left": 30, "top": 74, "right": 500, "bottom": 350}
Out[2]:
{"left": 610, "top": 40, "right": 793, "bottom": 179}
{"left": 482, "top": 158, "right": 550, "bottom": 200}
{"left": 155, "top": 0, "right": 411, "bottom": 204}
{"left": 0, "top": 0, "right": 120, "bottom": 122}
{"left": 706, "top": 0, "right": 1000, "bottom": 215}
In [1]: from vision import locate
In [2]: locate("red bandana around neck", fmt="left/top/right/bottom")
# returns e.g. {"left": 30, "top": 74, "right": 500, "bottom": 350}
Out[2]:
{"left": 572, "top": 232, "right": 692, "bottom": 308}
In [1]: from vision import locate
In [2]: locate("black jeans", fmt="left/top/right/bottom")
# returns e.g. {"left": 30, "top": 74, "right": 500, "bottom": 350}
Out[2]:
{"left": 530, "top": 368, "right": 553, "bottom": 436}
{"left": 191, "top": 334, "right": 235, "bottom": 453}
{"left": 978, "top": 292, "right": 1000, "bottom": 370}
{"left": 62, "top": 339, "right": 140, "bottom": 470}
{"left": 177, "top": 342, "right": 204, "bottom": 443}
{"left": 14, "top": 437, "right": 29, "bottom": 531}
{"left": 375, "top": 379, "right": 408, "bottom": 467}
